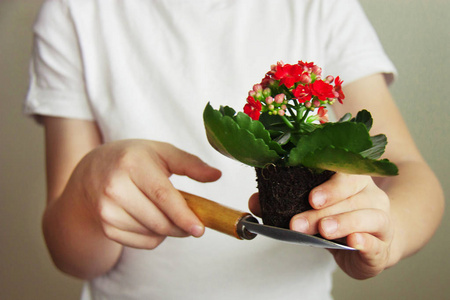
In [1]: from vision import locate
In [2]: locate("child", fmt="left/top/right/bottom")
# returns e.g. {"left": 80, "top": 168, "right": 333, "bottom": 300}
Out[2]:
{"left": 25, "top": 0, "right": 444, "bottom": 299}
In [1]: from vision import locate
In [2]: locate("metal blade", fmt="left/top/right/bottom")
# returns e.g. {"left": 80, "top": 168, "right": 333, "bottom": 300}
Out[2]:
{"left": 241, "top": 218, "right": 356, "bottom": 251}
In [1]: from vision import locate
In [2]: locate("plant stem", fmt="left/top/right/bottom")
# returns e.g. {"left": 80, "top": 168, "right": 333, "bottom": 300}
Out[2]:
{"left": 279, "top": 115, "right": 294, "bottom": 129}
{"left": 296, "top": 105, "right": 308, "bottom": 124}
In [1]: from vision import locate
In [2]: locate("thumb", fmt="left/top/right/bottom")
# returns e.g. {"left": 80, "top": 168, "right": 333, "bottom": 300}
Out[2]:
{"left": 155, "top": 143, "right": 222, "bottom": 183}
{"left": 248, "top": 193, "right": 262, "bottom": 217}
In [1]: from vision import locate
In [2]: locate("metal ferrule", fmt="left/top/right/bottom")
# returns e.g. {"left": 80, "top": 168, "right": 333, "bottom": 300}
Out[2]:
{"left": 236, "top": 215, "right": 258, "bottom": 240}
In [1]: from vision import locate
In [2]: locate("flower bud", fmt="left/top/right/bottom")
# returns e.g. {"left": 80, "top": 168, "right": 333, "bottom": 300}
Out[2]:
{"left": 265, "top": 97, "right": 274, "bottom": 104}
{"left": 263, "top": 88, "right": 271, "bottom": 98}
{"left": 325, "top": 75, "right": 334, "bottom": 84}
{"left": 312, "top": 65, "right": 322, "bottom": 75}
{"left": 248, "top": 90, "right": 256, "bottom": 97}
{"left": 275, "top": 94, "right": 285, "bottom": 104}
{"left": 278, "top": 109, "right": 285, "bottom": 116}
{"left": 313, "top": 100, "right": 321, "bottom": 107}
{"left": 256, "top": 90, "right": 263, "bottom": 100}
{"left": 305, "top": 101, "right": 312, "bottom": 108}
{"left": 269, "top": 104, "right": 275, "bottom": 110}
{"left": 300, "top": 73, "right": 312, "bottom": 84}
{"left": 253, "top": 84, "right": 263, "bottom": 92}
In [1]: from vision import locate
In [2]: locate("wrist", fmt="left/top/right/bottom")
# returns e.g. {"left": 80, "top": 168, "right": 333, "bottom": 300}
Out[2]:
{"left": 42, "top": 191, "right": 122, "bottom": 279}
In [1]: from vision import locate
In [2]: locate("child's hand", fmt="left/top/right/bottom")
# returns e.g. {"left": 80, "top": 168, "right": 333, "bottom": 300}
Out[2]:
{"left": 66, "top": 140, "right": 222, "bottom": 249}
{"left": 290, "top": 173, "right": 394, "bottom": 279}
{"left": 248, "top": 173, "right": 394, "bottom": 279}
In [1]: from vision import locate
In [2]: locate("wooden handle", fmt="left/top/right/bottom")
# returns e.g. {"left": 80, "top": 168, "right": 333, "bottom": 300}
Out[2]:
{"left": 180, "top": 190, "right": 256, "bottom": 240}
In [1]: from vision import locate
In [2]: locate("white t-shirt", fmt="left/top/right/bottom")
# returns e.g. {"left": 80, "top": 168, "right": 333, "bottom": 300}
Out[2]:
{"left": 25, "top": 0, "right": 396, "bottom": 299}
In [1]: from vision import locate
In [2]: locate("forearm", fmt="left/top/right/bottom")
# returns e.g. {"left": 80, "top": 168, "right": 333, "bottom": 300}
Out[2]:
{"left": 376, "top": 160, "right": 444, "bottom": 267}
{"left": 42, "top": 184, "right": 122, "bottom": 279}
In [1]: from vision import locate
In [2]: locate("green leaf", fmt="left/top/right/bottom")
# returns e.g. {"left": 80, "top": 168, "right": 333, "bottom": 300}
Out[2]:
{"left": 219, "top": 105, "right": 236, "bottom": 117}
{"left": 299, "top": 122, "right": 320, "bottom": 134}
{"left": 274, "top": 132, "right": 291, "bottom": 145}
{"left": 338, "top": 112, "right": 352, "bottom": 122}
{"left": 360, "top": 134, "right": 387, "bottom": 159}
{"left": 233, "top": 111, "right": 286, "bottom": 155}
{"left": 287, "top": 122, "right": 373, "bottom": 166}
{"left": 302, "top": 147, "right": 399, "bottom": 176}
{"left": 203, "top": 103, "right": 281, "bottom": 167}
{"left": 351, "top": 109, "right": 373, "bottom": 131}
{"left": 259, "top": 113, "right": 292, "bottom": 132}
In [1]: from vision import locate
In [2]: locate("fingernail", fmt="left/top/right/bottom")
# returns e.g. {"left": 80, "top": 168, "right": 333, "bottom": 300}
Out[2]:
{"left": 292, "top": 217, "right": 309, "bottom": 232}
{"left": 312, "top": 191, "right": 326, "bottom": 208}
{"left": 321, "top": 218, "right": 338, "bottom": 234}
{"left": 190, "top": 225, "right": 204, "bottom": 237}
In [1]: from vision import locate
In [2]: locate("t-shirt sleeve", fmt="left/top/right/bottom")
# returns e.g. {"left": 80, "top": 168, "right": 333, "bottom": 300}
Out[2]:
{"left": 320, "top": 0, "right": 397, "bottom": 85}
{"left": 24, "top": 0, "right": 94, "bottom": 121}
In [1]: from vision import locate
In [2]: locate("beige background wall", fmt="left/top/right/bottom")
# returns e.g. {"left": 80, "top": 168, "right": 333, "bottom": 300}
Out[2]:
{"left": 0, "top": 1, "right": 448, "bottom": 299}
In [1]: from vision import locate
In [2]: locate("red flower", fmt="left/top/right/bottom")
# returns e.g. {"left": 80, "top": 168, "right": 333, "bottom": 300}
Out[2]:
{"left": 260, "top": 74, "right": 273, "bottom": 88}
{"left": 310, "top": 80, "right": 335, "bottom": 100}
{"left": 334, "top": 76, "right": 345, "bottom": 104}
{"left": 273, "top": 63, "right": 303, "bottom": 88}
{"left": 317, "top": 106, "right": 329, "bottom": 124}
{"left": 244, "top": 96, "right": 262, "bottom": 120}
{"left": 292, "top": 84, "right": 312, "bottom": 103}
{"left": 298, "top": 61, "right": 315, "bottom": 71}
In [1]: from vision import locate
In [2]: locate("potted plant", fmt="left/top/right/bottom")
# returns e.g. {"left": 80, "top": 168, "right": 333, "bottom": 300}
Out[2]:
{"left": 203, "top": 61, "right": 398, "bottom": 229}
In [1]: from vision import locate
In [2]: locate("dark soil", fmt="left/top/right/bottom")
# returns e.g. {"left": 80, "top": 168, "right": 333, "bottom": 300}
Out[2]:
{"left": 255, "top": 165, "right": 335, "bottom": 229}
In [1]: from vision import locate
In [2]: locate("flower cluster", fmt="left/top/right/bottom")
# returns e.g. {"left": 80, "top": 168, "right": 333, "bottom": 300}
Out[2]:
{"left": 244, "top": 61, "right": 345, "bottom": 126}
{"left": 204, "top": 60, "right": 398, "bottom": 176}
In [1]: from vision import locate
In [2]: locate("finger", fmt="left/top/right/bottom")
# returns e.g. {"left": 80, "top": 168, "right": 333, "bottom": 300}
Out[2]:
{"left": 99, "top": 201, "right": 153, "bottom": 235}
{"left": 309, "top": 173, "right": 371, "bottom": 209}
{"left": 291, "top": 175, "right": 389, "bottom": 236}
{"left": 347, "top": 232, "right": 388, "bottom": 258}
{"left": 102, "top": 224, "right": 166, "bottom": 250}
{"left": 318, "top": 209, "right": 392, "bottom": 241}
{"left": 130, "top": 163, "right": 205, "bottom": 237}
{"left": 99, "top": 198, "right": 189, "bottom": 238}
{"left": 103, "top": 176, "right": 190, "bottom": 237}
{"left": 342, "top": 232, "right": 389, "bottom": 279}
{"left": 291, "top": 191, "right": 377, "bottom": 235}
{"left": 248, "top": 193, "right": 262, "bottom": 217}
{"left": 154, "top": 143, "right": 222, "bottom": 183}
